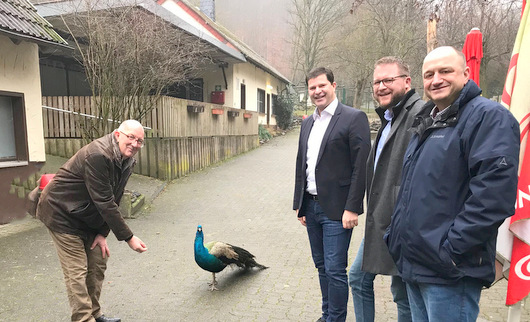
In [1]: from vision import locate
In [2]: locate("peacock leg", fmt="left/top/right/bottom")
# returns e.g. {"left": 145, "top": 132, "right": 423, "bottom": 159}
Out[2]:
{"left": 208, "top": 272, "right": 219, "bottom": 291}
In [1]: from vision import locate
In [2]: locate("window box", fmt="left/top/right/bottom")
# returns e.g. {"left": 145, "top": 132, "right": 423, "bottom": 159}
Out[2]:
{"left": 243, "top": 113, "right": 252, "bottom": 119}
{"left": 228, "top": 111, "right": 239, "bottom": 117}
{"left": 211, "top": 108, "right": 224, "bottom": 115}
{"left": 187, "top": 105, "right": 205, "bottom": 113}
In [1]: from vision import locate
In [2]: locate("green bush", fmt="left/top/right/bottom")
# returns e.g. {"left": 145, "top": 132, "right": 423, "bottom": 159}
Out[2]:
{"left": 258, "top": 124, "right": 272, "bottom": 141}
{"left": 274, "top": 94, "right": 295, "bottom": 130}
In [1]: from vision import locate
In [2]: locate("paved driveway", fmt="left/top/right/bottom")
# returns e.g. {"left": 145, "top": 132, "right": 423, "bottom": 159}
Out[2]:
{"left": 0, "top": 129, "right": 527, "bottom": 321}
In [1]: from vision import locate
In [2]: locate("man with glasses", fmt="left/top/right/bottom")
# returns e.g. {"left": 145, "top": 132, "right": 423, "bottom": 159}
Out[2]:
{"left": 349, "top": 57, "right": 423, "bottom": 322}
{"left": 37, "top": 120, "right": 148, "bottom": 322}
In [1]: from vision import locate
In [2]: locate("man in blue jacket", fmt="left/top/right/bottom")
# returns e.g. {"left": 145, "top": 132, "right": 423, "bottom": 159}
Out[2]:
{"left": 385, "top": 46, "right": 520, "bottom": 321}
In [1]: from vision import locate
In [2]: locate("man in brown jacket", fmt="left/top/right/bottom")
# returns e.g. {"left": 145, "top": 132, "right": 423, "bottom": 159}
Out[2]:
{"left": 37, "top": 120, "right": 148, "bottom": 322}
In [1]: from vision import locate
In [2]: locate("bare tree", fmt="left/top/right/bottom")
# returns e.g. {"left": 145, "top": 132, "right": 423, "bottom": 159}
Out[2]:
{"left": 63, "top": 1, "right": 212, "bottom": 138}
{"left": 289, "top": 0, "right": 349, "bottom": 102}
{"left": 436, "top": 0, "right": 521, "bottom": 97}
{"left": 336, "top": 0, "right": 433, "bottom": 107}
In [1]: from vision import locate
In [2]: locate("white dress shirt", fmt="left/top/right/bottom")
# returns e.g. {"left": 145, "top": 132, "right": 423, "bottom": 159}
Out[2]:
{"left": 305, "top": 98, "right": 339, "bottom": 195}
{"left": 374, "top": 109, "right": 393, "bottom": 169}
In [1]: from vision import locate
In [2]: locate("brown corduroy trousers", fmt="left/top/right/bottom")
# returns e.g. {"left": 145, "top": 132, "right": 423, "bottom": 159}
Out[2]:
{"left": 49, "top": 230, "right": 108, "bottom": 322}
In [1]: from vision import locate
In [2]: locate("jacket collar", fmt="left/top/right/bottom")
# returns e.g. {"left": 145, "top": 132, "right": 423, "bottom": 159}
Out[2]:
{"left": 375, "top": 89, "right": 417, "bottom": 123}
{"left": 410, "top": 80, "right": 482, "bottom": 143}
{"left": 110, "top": 133, "right": 136, "bottom": 170}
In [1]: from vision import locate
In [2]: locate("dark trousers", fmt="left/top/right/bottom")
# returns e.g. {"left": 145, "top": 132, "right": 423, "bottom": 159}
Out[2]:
{"left": 303, "top": 198, "right": 352, "bottom": 322}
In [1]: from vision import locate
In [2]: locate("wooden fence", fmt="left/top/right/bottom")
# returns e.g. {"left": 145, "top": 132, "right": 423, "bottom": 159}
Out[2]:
{"left": 42, "top": 96, "right": 259, "bottom": 180}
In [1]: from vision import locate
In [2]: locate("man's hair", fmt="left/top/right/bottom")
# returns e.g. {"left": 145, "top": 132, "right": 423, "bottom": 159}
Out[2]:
{"left": 374, "top": 56, "right": 410, "bottom": 76}
{"left": 117, "top": 119, "right": 143, "bottom": 133}
{"left": 306, "top": 67, "right": 334, "bottom": 85}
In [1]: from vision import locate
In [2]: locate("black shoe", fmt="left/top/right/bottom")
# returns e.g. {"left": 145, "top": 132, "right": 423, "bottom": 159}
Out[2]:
{"left": 95, "top": 315, "right": 121, "bottom": 322}
{"left": 316, "top": 318, "right": 326, "bottom": 322}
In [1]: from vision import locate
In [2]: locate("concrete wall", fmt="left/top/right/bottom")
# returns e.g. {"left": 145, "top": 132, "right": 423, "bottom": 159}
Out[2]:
{"left": 0, "top": 35, "right": 46, "bottom": 224}
{"left": 0, "top": 35, "right": 45, "bottom": 162}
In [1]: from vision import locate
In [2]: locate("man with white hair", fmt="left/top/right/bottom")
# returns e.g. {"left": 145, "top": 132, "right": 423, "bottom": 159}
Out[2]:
{"left": 38, "top": 120, "right": 148, "bottom": 322}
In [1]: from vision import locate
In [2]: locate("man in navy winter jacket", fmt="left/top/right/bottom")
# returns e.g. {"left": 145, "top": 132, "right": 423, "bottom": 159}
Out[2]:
{"left": 384, "top": 46, "right": 520, "bottom": 321}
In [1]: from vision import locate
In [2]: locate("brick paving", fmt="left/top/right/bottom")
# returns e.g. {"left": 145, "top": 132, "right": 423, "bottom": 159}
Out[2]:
{"left": 0, "top": 128, "right": 528, "bottom": 321}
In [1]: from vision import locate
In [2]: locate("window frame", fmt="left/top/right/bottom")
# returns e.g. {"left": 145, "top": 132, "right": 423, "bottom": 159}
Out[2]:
{"left": 257, "top": 88, "right": 265, "bottom": 113}
{"left": 271, "top": 94, "right": 278, "bottom": 116}
{"left": 0, "top": 91, "right": 29, "bottom": 168}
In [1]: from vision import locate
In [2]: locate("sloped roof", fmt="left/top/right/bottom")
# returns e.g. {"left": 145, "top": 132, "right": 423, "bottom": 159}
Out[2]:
{"left": 0, "top": 0, "right": 68, "bottom": 47}
{"left": 179, "top": 0, "right": 290, "bottom": 84}
{"left": 34, "top": 0, "right": 245, "bottom": 63}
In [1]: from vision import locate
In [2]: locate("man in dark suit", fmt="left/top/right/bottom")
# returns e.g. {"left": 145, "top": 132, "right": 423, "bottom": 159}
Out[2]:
{"left": 349, "top": 56, "right": 424, "bottom": 322}
{"left": 293, "top": 67, "right": 371, "bottom": 322}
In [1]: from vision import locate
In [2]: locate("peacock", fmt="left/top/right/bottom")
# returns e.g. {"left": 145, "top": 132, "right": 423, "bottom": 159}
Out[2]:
{"left": 194, "top": 225, "right": 268, "bottom": 291}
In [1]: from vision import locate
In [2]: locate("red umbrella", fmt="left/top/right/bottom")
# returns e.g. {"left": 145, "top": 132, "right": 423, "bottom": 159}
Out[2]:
{"left": 462, "top": 28, "right": 483, "bottom": 86}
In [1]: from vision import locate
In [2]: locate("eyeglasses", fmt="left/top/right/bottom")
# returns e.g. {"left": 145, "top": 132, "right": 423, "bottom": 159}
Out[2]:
{"left": 119, "top": 131, "right": 145, "bottom": 148}
{"left": 372, "top": 74, "right": 408, "bottom": 88}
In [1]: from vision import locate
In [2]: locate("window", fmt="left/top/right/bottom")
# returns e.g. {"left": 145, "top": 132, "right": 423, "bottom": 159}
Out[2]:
{"left": 271, "top": 94, "right": 278, "bottom": 115}
{"left": 240, "top": 83, "right": 246, "bottom": 109}
{"left": 257, "top": 88, "right": 265, "bottom": 113}
{"left": 0, "top": 92, "right": 28, "bottom": 165}
{"left": 162, "top": 78, "right": 204, "bottom": 102}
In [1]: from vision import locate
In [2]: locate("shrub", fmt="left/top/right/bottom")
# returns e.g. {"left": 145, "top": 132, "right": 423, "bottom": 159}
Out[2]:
{"left": 274, "top": 94, "right": 295, "bottom": 130}
{"left": 258, "top": 124, "right": 272, "bottom": 141}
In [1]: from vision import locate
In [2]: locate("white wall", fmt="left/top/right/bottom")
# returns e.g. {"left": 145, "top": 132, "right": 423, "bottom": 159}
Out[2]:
{"left": 232, "top": 63, "right": 285, "bottom": 126}
{"left": 199, "top": 61, "right": 286, "bottom": 126}
{"left": 199, "top": 63, "right": 234, "bottom": 107}
{"left": 0, "top": 35, "right": 45, "bottom": 162}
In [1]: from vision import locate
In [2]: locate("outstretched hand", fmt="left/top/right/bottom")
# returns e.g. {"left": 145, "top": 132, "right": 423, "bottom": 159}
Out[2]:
{"left": 127, "top": 235, "right": 148, "bottom": 253}
{"left": 90, "top": 234, "right": 111, "bottom": 258}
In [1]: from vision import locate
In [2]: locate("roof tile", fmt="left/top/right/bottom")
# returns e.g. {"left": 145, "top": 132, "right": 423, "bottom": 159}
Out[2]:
{"left": 0, "top": 0, "right": 67, "bottom": 45}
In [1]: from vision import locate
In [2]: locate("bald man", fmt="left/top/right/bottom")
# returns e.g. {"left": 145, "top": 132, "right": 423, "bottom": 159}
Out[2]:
{"left": 38, "top": 120, "right": 148, "bottom": 322}
{"left": 384, "top": 46, "right": 520, "bottom": 321}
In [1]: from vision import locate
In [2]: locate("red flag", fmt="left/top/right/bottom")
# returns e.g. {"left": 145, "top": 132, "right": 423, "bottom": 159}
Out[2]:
{"left": 502, "top": 0, "right": 530, "bottom": 306}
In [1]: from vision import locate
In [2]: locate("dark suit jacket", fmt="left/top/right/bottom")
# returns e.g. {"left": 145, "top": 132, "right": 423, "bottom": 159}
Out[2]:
{"left": 293, "top": 102, "right": 371, "bottom": 221}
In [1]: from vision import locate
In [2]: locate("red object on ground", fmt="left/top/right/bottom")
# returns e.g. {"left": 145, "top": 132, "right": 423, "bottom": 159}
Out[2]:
{"left": 39, "top": 174, "right": 55, "bottom": 190}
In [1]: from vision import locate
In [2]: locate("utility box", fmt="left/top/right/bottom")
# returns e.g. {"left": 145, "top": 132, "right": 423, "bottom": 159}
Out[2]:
{"left": 211, "top": 91, "right": 225, "bottom": 105}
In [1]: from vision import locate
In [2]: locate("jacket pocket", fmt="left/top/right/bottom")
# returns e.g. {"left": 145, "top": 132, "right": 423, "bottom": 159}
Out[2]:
{"left": 438, "top": 245, "right": 465, "bottom": 279}
{"left": 69, "top": 202, "right": 92, "bottom": 215}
